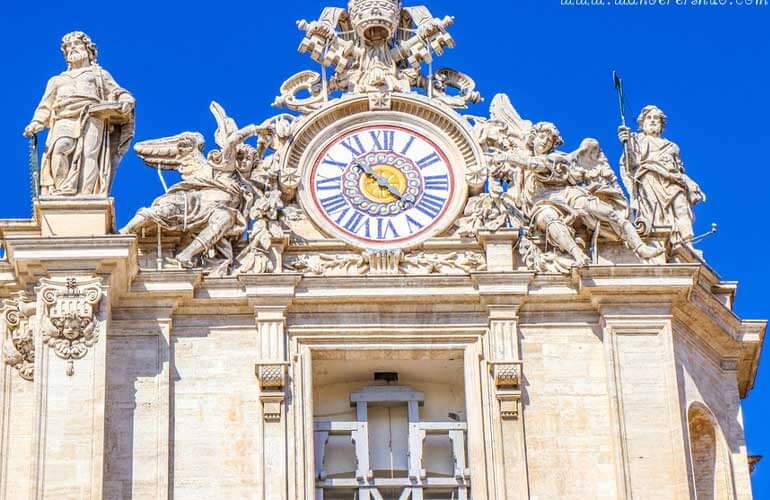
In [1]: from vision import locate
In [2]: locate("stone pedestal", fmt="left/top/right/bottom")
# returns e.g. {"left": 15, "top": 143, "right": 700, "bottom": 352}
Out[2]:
{"left": 479, "top": 230, "right": 519, "bottom": 272}
{"left": 34, "top": 197, "right": 115, "bottom": 237}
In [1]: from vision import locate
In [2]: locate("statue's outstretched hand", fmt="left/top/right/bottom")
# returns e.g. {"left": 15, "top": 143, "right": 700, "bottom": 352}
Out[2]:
{"left": 23, "top": 121, "right": 44, "bottom": 138}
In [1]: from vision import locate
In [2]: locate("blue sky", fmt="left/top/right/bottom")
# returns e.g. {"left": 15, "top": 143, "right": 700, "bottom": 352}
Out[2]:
{"left": 2, "top": 0, "right": 769, "bottom": 493}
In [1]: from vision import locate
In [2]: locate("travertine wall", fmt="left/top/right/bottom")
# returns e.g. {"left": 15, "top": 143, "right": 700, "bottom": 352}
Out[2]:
{"left": 0, "top": 366, "right": 35, "bottom": 500}
{"left": 104, "top": 332, "right": 165, "bottom": 499}
{"left": 675, "top": 323, "right": 753, "bottom": 499}
{"left": 521, "top": 320, "right": 618, "bottom": 499}
{"left": 171, "top": 316, "right": 262, "bottom": 499}
{"left": 0, "top": 266, "right": 761, "bottom": 500}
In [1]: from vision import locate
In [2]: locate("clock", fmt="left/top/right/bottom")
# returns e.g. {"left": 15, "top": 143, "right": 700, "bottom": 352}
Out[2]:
{"left": 290, "top": 96, "right": 482, "bottom": 251}
{"left": 308, "top": 124, "right": 456, "bottom": 249}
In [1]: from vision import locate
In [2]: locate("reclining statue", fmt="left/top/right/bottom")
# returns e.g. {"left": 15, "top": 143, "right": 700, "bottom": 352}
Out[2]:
{"left": 119, "top": 102, "right": 266, "bottom": 272}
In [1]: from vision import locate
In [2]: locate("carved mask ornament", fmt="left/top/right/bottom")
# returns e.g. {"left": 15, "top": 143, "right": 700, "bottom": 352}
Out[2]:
{"left": 40, "top": 277, "right": 102, "bottom": 376}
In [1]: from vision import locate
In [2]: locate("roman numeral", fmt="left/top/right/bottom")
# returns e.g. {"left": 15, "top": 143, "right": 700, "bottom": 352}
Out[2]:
{"left": 377, "top": 219, "right": 400, "bottom": 240}
{"left": 401, "top": 136, "right": 415, "bottom": 155}
{"left": 342, "top": 211, "right": 370, "bottom": 237}
{"left": 320, "top": 194, "right": 348, "bottom": 215}
{"left": 315, "top": 176, "right": 341, "bottom": 191}
{"left": 424, "top": 174, "right": 449, "bottom": 191}
{"left": 416, "top": 152, "right": 442, "bottom": 170}
{"left": 340, "top": 134, "right": 365, "bottom": 157}
{"left": 414, "top": 193, "right": 446, "bottom": 219}
{"left": 369, "top": 130, "right": 395, "bottom": 151}
{"left": 405, "top": 214, "right": 424, "bottom": 233}
{"left": 322, "top": 156, "right": 347, "bottom": 169}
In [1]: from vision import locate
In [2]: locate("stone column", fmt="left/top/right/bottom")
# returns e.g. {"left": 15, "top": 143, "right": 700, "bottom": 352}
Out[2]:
{"left": 473, "top": 272, "right": 533, "bottom": 500}
{"left": 245, "top": 274, "right": 300, "bottom": 500}
{"left": 29, "top": 276, "right": 109, "bottom": 500}
{"left": 599, "top": 303, "right": 691, "bottom": 500}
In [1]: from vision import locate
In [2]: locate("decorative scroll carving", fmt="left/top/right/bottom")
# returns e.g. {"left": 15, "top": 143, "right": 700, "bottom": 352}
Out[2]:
{"left": 39, "top": 277, "right": 102, "bottom": 376}
{"left": 273, "top": 70, "right": 326, "bottom": 114}
{"left": 491, "top": 361, "right": 523, "bottom": 420}
{"left": 2, "top": 293, "right": 36, "bottom": 381}
{"left": 428, "top": 68, "right": 483, "bottom": 109}
{"left": 255, "top": 362, "right": 288, "bottom": 421}
{"left": 23, "top": 31, "right": 135, "bottom": 196}
{"left": 286, "top": 250, "right": 486, "bottom": 276}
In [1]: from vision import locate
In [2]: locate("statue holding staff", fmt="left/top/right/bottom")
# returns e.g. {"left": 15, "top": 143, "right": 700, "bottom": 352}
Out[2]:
{"left": 23, "top": 31, "right": 135, "bottom": 196}
{"left": 618, "top": 105, "right": 705, "bottom": 247}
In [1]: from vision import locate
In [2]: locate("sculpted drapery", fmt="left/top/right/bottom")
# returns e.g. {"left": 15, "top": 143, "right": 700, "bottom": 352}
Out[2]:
{"left": 24, "top": 31, "right": 134, "bottom": 196}
{"left": 620, "top": 105, "right": 705, "bottom": 245}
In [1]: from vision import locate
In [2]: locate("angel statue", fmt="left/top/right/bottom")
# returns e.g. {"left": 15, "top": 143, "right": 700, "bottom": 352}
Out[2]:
{"left": 119, "top": 102, "right": 271, "bottom": 274}
{"left": 618, "top": 105, "right": 705, "bottom": 247}
{"left": 470, "top": 94, "right": 662, "bottom": 269}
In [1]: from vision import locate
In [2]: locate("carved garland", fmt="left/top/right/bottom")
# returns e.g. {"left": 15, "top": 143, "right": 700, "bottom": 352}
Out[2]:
{"left": 285, "top": 250, "right": 486, "bottom": 276}
{"left": 39, "top": 277, "right": 102, "bottom": 376}
{"left": 2, "top": 293, "right": 36, "bottom": 381}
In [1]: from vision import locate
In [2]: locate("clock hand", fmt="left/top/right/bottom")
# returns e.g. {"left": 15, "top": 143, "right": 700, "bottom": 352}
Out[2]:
{"left": 355, "top": 162, "right": 403, "bottom": 199}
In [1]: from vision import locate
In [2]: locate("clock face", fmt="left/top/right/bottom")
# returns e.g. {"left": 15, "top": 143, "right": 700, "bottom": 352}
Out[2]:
{"left": 308, "top": 124, "right": 457, "bottom": 248}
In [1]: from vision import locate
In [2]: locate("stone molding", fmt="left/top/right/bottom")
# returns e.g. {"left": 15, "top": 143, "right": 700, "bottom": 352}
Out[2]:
{"left": 38, "top": 277, "right": 103, "bottom": 376}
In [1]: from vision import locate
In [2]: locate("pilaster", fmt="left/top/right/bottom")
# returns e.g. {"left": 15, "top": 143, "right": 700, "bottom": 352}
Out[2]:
{"left": 29, "top": 276, "right": 109, "bottom": 500}
{"left": 244, "top": 274, "right": 300, "bottom": 500}
{"left": 472, "top": 271, "right": 533, "bottom": 500}
{"left": 582, "top": 266, "right": 696, "bottom": 500}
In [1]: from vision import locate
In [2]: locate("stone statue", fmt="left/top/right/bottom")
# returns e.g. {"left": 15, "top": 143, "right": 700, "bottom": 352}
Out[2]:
{"left": 119, "top": 102, "right": 269, "bottom": 274}
{"left": 23, "top": 32, "right": 135, "bottom": 196}
{"left": 278, "top": 0, "right": 479, "bottom": 111}
{"left": 467, "top": 94, "right": 662, "bottom": 269}
{"left": 618, "top": 105, "right": 705, "bottom": 246}
{"left": 502, "top": 123, "right": 662, "bottom": 267}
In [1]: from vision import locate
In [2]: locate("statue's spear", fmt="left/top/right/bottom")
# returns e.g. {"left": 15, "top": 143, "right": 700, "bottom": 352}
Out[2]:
{"left": 613, "top": 71, "right": 637, "bottom": 219}
{"left": 28, "top": 134, "right": 40, "bottom": 202}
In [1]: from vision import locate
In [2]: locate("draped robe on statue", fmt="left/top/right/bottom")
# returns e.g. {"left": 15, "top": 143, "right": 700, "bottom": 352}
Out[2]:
{"left": 31, "top": 65, "right": 134, "bottom": 196}
{"left": 623, "top": 133, "right": 704, "bottom": 239}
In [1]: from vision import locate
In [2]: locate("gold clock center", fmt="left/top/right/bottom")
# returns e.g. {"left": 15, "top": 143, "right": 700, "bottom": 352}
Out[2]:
{"left": 359, "top": 165, "right": 408, "bottom": 204}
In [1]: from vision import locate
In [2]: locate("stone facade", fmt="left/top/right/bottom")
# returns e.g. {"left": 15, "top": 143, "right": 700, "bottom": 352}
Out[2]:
{"left": 0, "top": 2, "right": 765, "bottom": 499}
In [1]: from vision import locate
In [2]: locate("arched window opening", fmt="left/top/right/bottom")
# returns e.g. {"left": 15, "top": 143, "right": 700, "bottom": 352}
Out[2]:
{"left": 688, "top": 405, "right": 733, "bottom": 500}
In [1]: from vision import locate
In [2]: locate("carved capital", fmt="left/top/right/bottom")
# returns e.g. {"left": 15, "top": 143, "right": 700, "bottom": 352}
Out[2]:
{"left": 491, "top": 361, "right": 522, "bottom": 420}
{"left": 2, "top": 292, "right": 36, "bottom": 381}
{"left": 256, "top": 362, "right": 288, "bottom": 421}
{"left": 38, "top": 277, "right": 103, "bottom": 376}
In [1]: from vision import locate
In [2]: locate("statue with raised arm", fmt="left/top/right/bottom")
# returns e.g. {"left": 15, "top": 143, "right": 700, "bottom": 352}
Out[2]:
{"left": 119, "top": 102, "right": 266, "bottom": 273}
{"left": 469, "top": 95, "right": 662, "bottom": 269}
{"left": 501, "top": 122, "right": 661, "bottom": 267}
{"left": 618, "top": 105, "right": 705, "bottom": 247}
{"left": 23, "top": 32, "right": 135, "bottom": 196}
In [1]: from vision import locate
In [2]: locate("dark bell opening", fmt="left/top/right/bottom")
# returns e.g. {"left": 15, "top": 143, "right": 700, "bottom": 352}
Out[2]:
{"left": 374, "top": 372, "right": 399, "bottom": 384}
